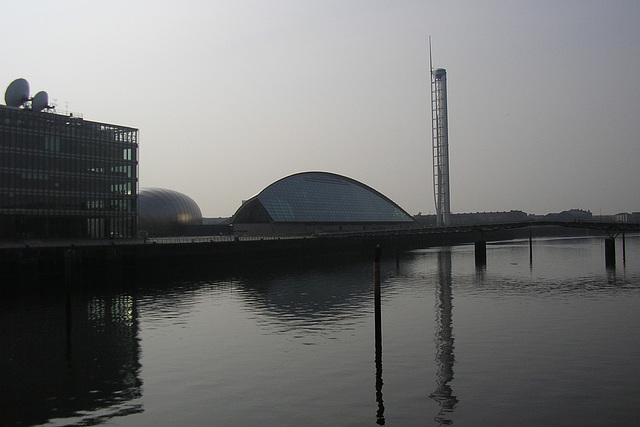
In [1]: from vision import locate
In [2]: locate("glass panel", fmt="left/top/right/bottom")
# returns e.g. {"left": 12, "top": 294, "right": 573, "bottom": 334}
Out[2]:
{"left": 0, "top": 106, "right": 139, "bottom": 238}
{"left": 258, "top": 173, "right": 413, "bottom": 223}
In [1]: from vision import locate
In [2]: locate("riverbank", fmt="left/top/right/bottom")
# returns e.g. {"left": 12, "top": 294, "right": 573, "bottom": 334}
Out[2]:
{"left": 1, "top": 225, "right": 615, "bottom": 285}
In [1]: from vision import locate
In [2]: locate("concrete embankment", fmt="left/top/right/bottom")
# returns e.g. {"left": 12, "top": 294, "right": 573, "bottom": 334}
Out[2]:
{"left": 0, "top": 226, "right": 602, "bottom": 285}
{"left": 0, "top": 231, "right": 471, "bottom": 283}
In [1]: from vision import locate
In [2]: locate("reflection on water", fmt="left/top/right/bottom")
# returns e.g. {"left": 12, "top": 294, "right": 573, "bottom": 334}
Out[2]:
{"left": 429, "top": 249, "right": 458, "bottom": 424}
{"left": 0, "top": 288, "right": 142, "bottom": 426}
{"left": 374, "top": 247, "right": 385, "bottom": 425}
{"left": 238, "top": 262, "right": 374, "bottom": 334}
{"left": 1, "top": 236, "right": 639, "bottom": 426}
{"left": 375, "top": 348, "right": 385, "bottom": 426}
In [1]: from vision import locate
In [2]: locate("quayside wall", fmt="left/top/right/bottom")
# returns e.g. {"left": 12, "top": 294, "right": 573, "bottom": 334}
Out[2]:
{"left": 0, "top": 226, "right": 604, "bottom": 285}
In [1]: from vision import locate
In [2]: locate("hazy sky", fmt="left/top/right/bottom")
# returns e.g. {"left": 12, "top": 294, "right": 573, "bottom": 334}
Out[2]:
{"left": 3, "top": 1, "right": 639, "bottom": 217}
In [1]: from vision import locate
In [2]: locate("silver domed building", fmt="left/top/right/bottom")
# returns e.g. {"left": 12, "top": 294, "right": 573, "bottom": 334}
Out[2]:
{"left": 139, "top": 188, "right": 203, "bottom": 236}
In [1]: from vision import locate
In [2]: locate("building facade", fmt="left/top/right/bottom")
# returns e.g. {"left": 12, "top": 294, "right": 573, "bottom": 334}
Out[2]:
{"left": 0, "top": 105, "right": 138, "bottom": 239}
{"left": 232, "top": 171, "right": 418, "bottom": 235}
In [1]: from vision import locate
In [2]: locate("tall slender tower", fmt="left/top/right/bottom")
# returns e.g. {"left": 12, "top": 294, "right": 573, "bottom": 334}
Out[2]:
{"left": 431, "top": 57, "right": 451, "bottom": 226}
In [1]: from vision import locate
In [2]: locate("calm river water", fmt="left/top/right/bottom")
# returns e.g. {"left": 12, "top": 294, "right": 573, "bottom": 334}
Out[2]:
{"left": 2, "top": 235, "right": 640, "bottom": 426}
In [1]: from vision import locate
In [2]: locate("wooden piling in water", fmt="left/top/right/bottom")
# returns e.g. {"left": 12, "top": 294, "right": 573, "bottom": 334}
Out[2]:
{"left": 605, "top": 238, "right": 616, "bottom": 268}
{"left": 529, "top": 228, "right": 533, "bottom": 266}
{"left": 622, "top": 230, "right": 626, "bottom": 266}
{"left": 64, "top": 247, "right": 81, "bottom": 285}
{"left": 475, "top": 240, "right": 486, "bottom": 268}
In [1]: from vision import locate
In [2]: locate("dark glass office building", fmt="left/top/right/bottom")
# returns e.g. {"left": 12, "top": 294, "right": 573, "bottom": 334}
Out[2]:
{"left": 0, "top": 105, "right": 138, "bottom": 239}
{"left": 232, "top": 171, "right": 418, "bottom": 235}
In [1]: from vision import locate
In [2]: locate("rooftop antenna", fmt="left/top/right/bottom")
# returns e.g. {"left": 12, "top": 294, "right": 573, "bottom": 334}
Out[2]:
{"left": 5, "top": 78, "right": 30, "bottom": 107}
{"left": 429, "top": 35, "right": 433, "bottom": 76}
{"left": 32, "top": 91, "right": 50, "bottom": 111}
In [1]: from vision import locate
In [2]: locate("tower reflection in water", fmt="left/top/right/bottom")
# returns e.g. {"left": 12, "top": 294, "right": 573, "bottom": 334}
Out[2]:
{"left": 429, "top": 249, "right": 458, "bottom": 424}
{"left": 0, "top": 287, "right": 143, "bottom": 426}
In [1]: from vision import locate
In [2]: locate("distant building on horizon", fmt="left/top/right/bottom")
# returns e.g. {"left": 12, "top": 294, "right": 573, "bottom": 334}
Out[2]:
{"left": 414, "top": 210, "right": 528, "bottom": 227}
{"left": 544, "top": 209, "right": 592, "bottom": 222}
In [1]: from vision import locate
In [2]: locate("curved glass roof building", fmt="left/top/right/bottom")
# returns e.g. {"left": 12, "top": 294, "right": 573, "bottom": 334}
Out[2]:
{"left": 232, "top": 172, "right": 417, "bottom": 235}
{"left": 139, "top": 188, "right": 202, "bottom": 236}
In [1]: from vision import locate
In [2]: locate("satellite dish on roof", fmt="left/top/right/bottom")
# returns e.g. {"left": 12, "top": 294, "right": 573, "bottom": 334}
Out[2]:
{"left": 5, "top": 78, "right": 30, "bottom": 107}
{"left": 32, "top": 91, "right": 49, "bottom": 111}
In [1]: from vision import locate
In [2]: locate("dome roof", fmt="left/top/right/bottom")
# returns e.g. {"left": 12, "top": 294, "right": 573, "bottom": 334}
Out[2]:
{"left": 232, "top": 172, "right": 414, "bottom": 224}
{"left": 139, "top": 188, "right": 203, "bottom": 236}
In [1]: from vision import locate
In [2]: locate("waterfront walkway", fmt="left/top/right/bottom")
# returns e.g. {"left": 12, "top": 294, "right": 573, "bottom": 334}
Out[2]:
{"left": 1, "top": 220, "right": 637, "bottom": 283}
{"left": 1, "top": 220, "right": 638, "bottom": 250}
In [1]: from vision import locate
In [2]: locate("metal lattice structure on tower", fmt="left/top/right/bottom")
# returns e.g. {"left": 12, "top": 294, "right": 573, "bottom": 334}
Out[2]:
{"left": 431, "top": 66, "right": 450, "bottom": 226}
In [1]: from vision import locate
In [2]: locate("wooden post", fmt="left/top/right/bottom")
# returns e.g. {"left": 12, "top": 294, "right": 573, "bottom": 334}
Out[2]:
{"left": 622, "top": 229, "right": 626, "bottom": 266}
{"left": 529, "top": 228, "right": 533, "bottom": 266}
{"left": 64, "top": 247, "right": 81, "bottom": 285}
{"left": 605, "top": 238, "right": 616, "bottom": 269}
{"left": 66, "top": 290, "right": 73, "bottom": 366}
{"left": 475, "top": 240, "right": 486, "bottom": 268}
